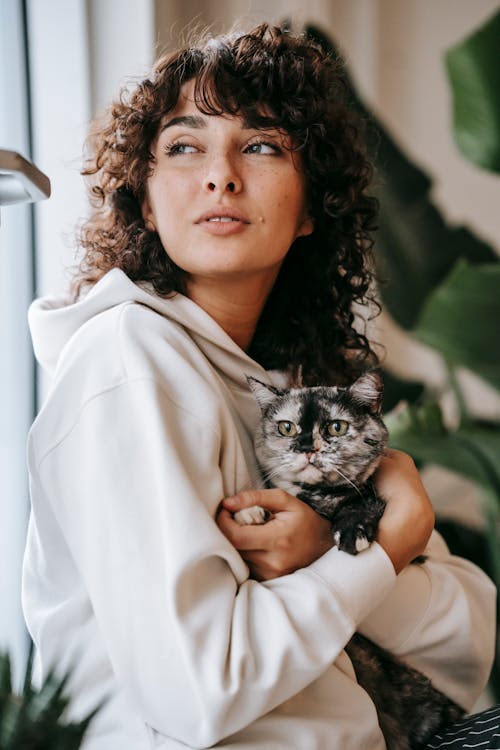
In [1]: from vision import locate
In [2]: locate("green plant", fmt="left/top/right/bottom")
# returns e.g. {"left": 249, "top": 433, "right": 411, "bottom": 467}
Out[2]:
{"left": 446, "top": 8, "right": 500, "bottom": 173}
{"left": 306, "top": 8, "right": 500, "bottom": 695}
{"left": 0, "top": 648, "right": 97, "bottom": 749}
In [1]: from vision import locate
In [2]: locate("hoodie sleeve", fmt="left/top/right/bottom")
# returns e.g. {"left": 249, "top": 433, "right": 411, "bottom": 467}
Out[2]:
{"left": 358, "top": 530, "right": 496, "bottom": 711}
{"left": 34, "top": 376, "right": 397, "bottom": 748}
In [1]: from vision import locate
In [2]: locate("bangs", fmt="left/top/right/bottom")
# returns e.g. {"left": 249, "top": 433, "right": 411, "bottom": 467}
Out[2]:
{"left": 154, "top": 28, "right": 318, "bottom": 142}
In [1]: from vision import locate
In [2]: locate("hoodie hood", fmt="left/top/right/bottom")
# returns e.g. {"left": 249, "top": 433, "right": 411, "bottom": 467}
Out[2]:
{"left": 29, "top": 269, "right": 269, "bottom": 391}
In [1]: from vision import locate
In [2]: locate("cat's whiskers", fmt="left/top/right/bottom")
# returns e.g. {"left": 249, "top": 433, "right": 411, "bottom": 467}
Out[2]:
{"left": 261, "top": 466, "right": 290, "bottom": 484}
{"left": 333, "top": 467, "right": 363, "bottom": 497}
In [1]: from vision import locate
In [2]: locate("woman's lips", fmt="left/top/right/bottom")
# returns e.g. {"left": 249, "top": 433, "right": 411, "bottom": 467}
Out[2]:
{"left": 195, "top": 209, "right": 251, "bottom": 236}
{"left": 196, "top": 218, "right": 249, "bottom": 235}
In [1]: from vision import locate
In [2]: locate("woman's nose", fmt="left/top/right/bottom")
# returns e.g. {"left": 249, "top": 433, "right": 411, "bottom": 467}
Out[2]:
{"left": 204, "top": 156, "right": 242, "bottom": 195}
{"left": 206, "top": 179, "right": 237, "bottom": 193}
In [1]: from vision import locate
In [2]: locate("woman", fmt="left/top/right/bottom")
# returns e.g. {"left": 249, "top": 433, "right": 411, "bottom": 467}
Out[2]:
{"left": 23, "top": 24, "right": 495, "bottom": 750}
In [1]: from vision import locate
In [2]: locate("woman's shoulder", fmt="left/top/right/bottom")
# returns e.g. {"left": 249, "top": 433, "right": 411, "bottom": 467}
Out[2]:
{"left": 59, "top": 297, "right": 208, "bottom": 384}
{"left": 33, "top": 299, "right": 223, "bottom": 448}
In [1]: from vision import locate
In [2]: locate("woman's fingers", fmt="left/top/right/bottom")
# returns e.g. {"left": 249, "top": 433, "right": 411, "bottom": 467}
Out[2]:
{"left": 217, "top": 489, "right": 334, "bottom": 580}
{"left": 221, "top": 488, "right": 295, "bottom": 513}
{"left": 216, "top": 507, "right": 275, "bottom": 551}
{"left": 218, "top": 489, "right": 300, "bottom": 552}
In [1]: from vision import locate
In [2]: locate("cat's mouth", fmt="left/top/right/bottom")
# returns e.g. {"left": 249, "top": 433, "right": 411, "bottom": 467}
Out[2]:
{"left": 293, "top": 454, "right": 347, "bottom": 484}
{"left": 294, "top": 454, "right": 324, "bottom": 481}
{"left": 297, "top": 464, "right": 324, "bottom": 482}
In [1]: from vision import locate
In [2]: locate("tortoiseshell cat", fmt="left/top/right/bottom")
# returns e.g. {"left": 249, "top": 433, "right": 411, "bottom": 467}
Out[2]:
{"left": 235, "top": 370, "right": 464, "bottom": 750}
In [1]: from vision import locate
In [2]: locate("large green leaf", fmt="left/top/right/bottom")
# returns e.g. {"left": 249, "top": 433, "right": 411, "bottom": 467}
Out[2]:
{"left": 386, "top": 401, "right": 488, "bottom": 485}
{"left": 386, "top": 399, "right": 500, "bottom": 649}
{"left": 413, "top": 260, "right": 500, "bottom": 390}
{"left": 386, "top": 400, "right": 500, "bottom": 492}
{"left": 304, "top": 24, "right": 497, "bottom": 329}
{"left": 446, "top": 9, "right": 500, "bottom": 173}
{"left": 460, "top": 421, "right": 500, "bottom": 491}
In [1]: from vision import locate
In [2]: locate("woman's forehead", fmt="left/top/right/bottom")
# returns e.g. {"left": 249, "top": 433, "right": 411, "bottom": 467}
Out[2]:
{"left": 157, "top": 80, "right": 284, "bottom": 137}
{"left": 159, "top": 78, "right": 280, "bottom": 135}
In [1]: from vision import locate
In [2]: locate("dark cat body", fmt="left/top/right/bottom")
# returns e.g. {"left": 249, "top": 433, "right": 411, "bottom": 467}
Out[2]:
{"left": 294, "top": 478, "right": 386, "bottom": 556}
{"left": 238, "top": 371, "right": 464, "bottom": 750}
{"left": 347, "top": 633, "right": 463, "bottom": 750}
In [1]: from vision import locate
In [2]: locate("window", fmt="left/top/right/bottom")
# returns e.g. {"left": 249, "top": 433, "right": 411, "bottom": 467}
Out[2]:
{"left": 0, "top": 0, "right": 154, "bottom": 689}
{"left": 0, "top": 0, "right": 34, "bottom": 688}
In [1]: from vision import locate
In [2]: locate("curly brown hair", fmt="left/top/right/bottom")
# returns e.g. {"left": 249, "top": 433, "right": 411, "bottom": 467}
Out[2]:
{"left": 74, "top": 22, "right": 379, "bottom": 385}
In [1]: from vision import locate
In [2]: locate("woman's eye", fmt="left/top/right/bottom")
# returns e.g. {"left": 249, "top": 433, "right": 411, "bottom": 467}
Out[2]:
{"left": 278, "top": 421, "right": 298, "bottom": 437}
{"left": 245, "top": 141, "right": 281, "bottom": 155}
{"left": 163, "top": 142, "right": 199, "bottom": 156}
{"left": 327, "top": 420, "right": 349, "bottom": 437}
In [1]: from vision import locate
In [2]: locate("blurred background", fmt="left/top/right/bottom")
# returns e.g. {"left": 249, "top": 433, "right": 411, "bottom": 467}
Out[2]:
{"left": 1, "top": 0, "right": 499, "bottom": 701}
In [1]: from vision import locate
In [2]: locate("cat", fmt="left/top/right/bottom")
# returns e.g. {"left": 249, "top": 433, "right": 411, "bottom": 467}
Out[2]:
{"left": 234, "top": 370, "right": 464, "bottom": 750}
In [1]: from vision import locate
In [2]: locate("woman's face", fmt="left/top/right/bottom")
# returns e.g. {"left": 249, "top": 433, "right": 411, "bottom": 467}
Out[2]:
{"left": 141, "top": 80, "right": 313, "bottom": 295}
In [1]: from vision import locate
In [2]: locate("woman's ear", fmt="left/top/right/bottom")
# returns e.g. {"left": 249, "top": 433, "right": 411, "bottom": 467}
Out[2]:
{"left": 295, "top": 215, "right": 314, "bottom": 239}
{"left": 141, "top": 196, "right": 157, "bottom": 232}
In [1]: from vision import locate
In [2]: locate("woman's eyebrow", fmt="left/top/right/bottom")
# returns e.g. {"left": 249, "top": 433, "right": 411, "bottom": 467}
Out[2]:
{"left": 160, "top": 114, "right": 207, "bottom": 132}
{"left": 159, "top": 113, "right": 260, "bottom": 132}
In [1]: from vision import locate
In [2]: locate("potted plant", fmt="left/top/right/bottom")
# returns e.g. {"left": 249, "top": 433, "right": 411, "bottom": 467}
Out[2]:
{"left": 0, "top": 649, "right": 97, "bottom": 749}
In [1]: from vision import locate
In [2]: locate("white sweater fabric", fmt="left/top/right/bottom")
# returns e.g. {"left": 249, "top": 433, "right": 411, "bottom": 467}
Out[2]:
{"left": 23, "top": 268, "right": 496, "bottom": 750}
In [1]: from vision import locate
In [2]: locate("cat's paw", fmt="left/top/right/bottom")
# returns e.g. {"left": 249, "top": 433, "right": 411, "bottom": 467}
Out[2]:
{"left": 233, "top": 505, "right": 271, "bottom": 525}
{"left": 333, "top": 527, "right": 371, "bottom": 555}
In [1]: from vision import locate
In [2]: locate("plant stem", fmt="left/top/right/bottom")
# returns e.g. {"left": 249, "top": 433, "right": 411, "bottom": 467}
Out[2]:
{"left": 446, "top": 360, "right": 468, "bottom": 426}
{"left": 481, "top": 486, "right": 500, "bottom": 585}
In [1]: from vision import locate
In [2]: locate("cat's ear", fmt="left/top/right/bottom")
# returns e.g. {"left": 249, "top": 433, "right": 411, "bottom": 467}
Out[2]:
{"left": 348, "top": 370, "right": 384, "bottom": 414}
{"left": 246, "top": 376, "right": 284, "bottom": 411}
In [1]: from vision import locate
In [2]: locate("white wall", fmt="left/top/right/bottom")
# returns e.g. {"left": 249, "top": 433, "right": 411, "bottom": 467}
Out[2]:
{"left": 372, "top": 0, "right": 499, "bottom": 249}
{"left": 87, "top": 0, "right": 155, "bottom": 117}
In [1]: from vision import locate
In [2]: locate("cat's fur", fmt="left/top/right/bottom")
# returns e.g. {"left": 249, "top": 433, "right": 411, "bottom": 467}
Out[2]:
{"left": 235, "top": 370, "right": 464, "bottom": 750}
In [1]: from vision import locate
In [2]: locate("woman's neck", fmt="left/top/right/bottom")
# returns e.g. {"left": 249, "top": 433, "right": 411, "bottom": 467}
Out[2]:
{"left": 186, "top": 272, "right": 278, "bottom": 351}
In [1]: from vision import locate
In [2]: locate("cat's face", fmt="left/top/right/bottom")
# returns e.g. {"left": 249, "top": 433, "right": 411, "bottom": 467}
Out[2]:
{"left": 248, "top": 371, "right": 388, "bottom": 492}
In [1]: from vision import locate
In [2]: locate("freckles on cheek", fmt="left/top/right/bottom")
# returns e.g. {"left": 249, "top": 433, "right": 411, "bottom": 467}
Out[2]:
{"left": 274, "top": 196, "right": 290, "bottom": 215}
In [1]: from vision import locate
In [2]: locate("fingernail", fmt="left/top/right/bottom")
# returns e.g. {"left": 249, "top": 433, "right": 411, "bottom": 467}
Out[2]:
{"left": 224, "top": 495, "right": 240, "bottom": 508}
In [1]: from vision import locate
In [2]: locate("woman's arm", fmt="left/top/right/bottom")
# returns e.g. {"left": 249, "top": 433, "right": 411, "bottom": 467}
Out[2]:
{"left": 32, "top": 377, "right": 397, "bottom": 748}
{"left": 358, "top": 530, "right": 496, "bottom": 711}
{"left": 359, "top": 449, "right": 496, "bottom": 710}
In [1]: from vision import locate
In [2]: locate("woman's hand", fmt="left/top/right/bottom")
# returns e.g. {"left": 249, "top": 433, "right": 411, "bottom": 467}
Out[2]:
{"left": 217, "top": 489, "right": 334, "bottom": 581}
{"left": 374, "top": 449, "right": 435, "bottom": 574}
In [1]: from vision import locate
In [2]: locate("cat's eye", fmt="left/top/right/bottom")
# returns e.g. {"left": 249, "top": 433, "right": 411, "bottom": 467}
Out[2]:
{"left": 278, "top": 421, "right": 298, "bottom": 437}
{"left": 327, "top": 420, "right": 349, "bottom": 437}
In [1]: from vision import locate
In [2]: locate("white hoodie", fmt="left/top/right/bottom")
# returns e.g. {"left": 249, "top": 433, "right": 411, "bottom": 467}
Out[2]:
{"left": 23, "top": 269, "right": 496, "bottom": 750}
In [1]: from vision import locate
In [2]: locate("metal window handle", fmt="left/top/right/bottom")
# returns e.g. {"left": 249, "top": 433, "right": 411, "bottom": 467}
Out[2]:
{"left": 0, "top": 149, "right": 51, "bottom": 206}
